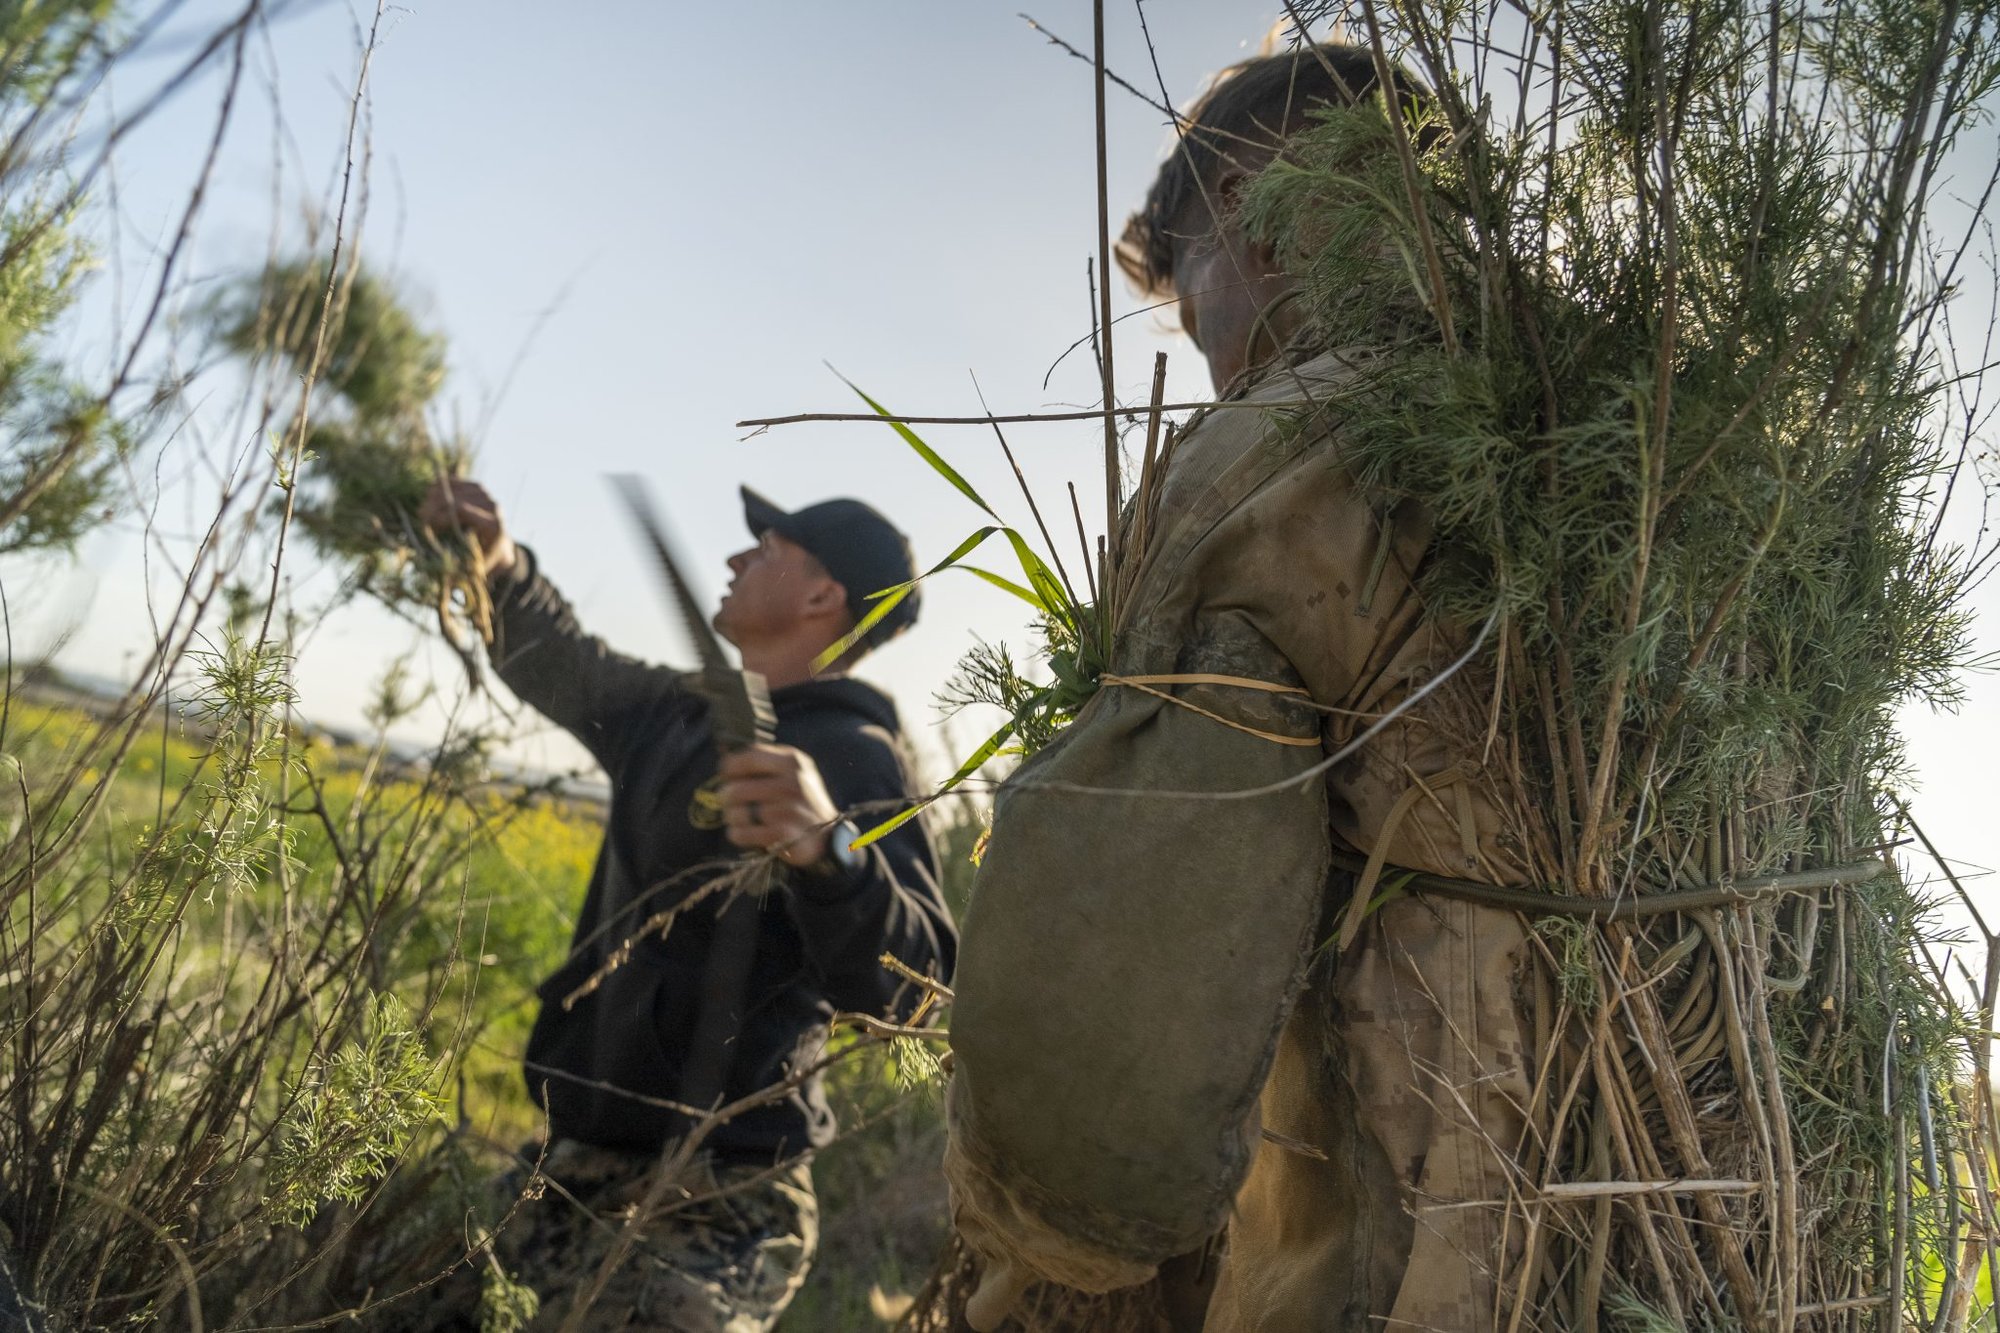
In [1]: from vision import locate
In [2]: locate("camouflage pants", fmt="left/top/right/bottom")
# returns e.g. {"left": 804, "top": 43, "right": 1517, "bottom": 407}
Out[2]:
{"left": 487, "top": 1140, "right": 817, "bottom": 1333}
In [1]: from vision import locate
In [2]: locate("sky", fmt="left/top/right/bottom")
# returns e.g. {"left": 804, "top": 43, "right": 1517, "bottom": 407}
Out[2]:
{"left": 34, "top": 0, "right": 1253, "bottom": 760}
{"left": 8, "top": 0, "right": 1998, "bottom": 931}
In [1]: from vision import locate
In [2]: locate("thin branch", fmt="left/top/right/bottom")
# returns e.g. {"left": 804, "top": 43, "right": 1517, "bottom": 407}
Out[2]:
{"left": 1019, "top": 11, "right": 1185, "bottom": 125}
{"left": 739, "top": 399, "right": 1293, "bottom": 431}
{"left": 1093, "top": 0, "right": 1122, "bottom": 623}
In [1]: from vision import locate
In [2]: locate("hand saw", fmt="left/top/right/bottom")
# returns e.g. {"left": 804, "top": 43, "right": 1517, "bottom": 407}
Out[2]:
{"left": 608, "top": 474, "right": 777, "bottom": 1129}
{"left": 609, "top": 474, "right": 776, "bottom": 753}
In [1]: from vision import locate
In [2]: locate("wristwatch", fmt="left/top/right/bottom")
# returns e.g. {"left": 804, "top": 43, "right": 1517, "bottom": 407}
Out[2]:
{"left": 805, "top": 819, "right": 866, "bottom": 880}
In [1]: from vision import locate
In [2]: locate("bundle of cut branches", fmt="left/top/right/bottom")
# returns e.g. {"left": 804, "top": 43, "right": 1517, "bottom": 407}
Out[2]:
{"left": 212, "top": 256, "right": 491, "bottom": 677}
{"left": 1230, "top": 0, "right": 1999, "bottom": 1324}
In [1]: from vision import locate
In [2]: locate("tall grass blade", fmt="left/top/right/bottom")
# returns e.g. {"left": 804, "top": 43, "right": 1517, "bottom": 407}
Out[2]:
{"left": 814, "top": 525, "right": 1021, "bottom": 672}
{"left": 835, "top": 369, "right": 998, "bottom": 520}
{"left": 852, "top": 719, "right": 1017, "bottom": 851}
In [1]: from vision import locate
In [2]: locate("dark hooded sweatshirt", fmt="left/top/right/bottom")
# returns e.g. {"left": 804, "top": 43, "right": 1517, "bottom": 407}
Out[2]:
{"left": 489, "top": 550, "right": 956, "bottom": 1163}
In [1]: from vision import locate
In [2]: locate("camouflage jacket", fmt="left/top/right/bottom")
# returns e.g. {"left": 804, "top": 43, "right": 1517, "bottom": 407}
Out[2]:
{"left": 944, "top": 346, "right": 1535, "bottom": 1331}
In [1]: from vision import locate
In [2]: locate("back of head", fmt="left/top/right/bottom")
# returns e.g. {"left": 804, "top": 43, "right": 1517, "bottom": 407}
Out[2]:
{"left": 1116, "top": 42, "right": 1428, "bottom": 300}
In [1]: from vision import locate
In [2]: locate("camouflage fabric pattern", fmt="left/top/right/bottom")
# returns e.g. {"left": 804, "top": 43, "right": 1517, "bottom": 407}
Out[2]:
{"left": 491, "top": 1140, "right": 816, "bottom": 1333}
{"left": 1206, "top": 895, "right": 1531, "bottom": 1332}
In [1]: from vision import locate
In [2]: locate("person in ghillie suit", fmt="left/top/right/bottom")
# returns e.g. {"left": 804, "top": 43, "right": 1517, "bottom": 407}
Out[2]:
{"left": 938, "top": 44, "right": 1538, "bottom": 1331}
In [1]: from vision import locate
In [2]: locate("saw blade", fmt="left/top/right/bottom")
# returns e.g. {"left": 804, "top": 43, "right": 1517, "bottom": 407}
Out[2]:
{"left": 609, "top": 475, "right": 775, "bottom": 752}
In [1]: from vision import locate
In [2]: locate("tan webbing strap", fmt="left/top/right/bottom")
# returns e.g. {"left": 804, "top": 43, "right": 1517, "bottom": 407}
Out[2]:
{"left": 1111, "top": 672, "right": 1410, "bottom": 721}
{"left": 1101, "top": 673, "right": 1323, "bottom": 748}
{"left": 1109, "top": 672, "right": 1311, "bottom": 695}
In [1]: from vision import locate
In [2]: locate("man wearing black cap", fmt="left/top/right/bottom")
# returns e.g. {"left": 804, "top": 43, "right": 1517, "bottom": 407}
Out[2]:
{"left": 416, "top": 478, "right": 955, "bottom": 1331}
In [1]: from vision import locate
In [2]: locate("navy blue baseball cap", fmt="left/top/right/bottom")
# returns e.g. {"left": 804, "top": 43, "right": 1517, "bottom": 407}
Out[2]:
{"left": 741, "top": 487, "right": 921, "bottom": 642}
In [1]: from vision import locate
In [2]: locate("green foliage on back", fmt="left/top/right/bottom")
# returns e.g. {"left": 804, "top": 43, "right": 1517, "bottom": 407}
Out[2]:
{"left": 1243, "top": 2, "right": 1996, "bottom": 1321}
{"left": 1243, "top": 9, "right": 1990, "bottom": 895}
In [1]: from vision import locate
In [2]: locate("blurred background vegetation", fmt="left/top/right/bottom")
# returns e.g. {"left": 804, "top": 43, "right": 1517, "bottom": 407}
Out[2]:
{"left": 0, "top": 2, "right": 974, "bottom": 1326}
{"left": 1, "top": 671, "right": 970, "bottom": 1328}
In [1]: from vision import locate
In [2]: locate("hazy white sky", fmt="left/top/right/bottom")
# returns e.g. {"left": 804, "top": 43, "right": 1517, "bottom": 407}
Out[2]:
{"left": 11, "top": 0, "right": 1997, "bottom": 927}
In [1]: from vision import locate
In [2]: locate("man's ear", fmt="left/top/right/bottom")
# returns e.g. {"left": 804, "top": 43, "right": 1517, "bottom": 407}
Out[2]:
{"left": 1245, "top": 231, "right": 1281, "bottom": 272}
{"left": 1213, "top": 169, "right": 1284, "bottom": 269}
{"left": 803, "top": 577, "right": 849, "bottom": 620}
{"left": 1191, "top": 169, "right": 1249, "bottom": 235}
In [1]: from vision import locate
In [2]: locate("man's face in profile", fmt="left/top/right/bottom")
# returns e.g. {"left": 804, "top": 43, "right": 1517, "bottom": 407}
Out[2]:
{"left": 713, "top": 529, "right": 839, "bottom": 649}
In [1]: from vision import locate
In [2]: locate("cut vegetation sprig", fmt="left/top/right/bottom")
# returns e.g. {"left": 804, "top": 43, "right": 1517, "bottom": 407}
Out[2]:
{"left": 815, "top": 369, "right": 1160, "bottom": 850}
{"left": 211, "top": 255, "right": 493, "bottom": 682}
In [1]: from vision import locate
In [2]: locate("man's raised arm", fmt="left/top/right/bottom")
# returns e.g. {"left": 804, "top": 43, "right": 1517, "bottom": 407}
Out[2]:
{"left": 421, "top": 478, "right": 679, "bottom": 778}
